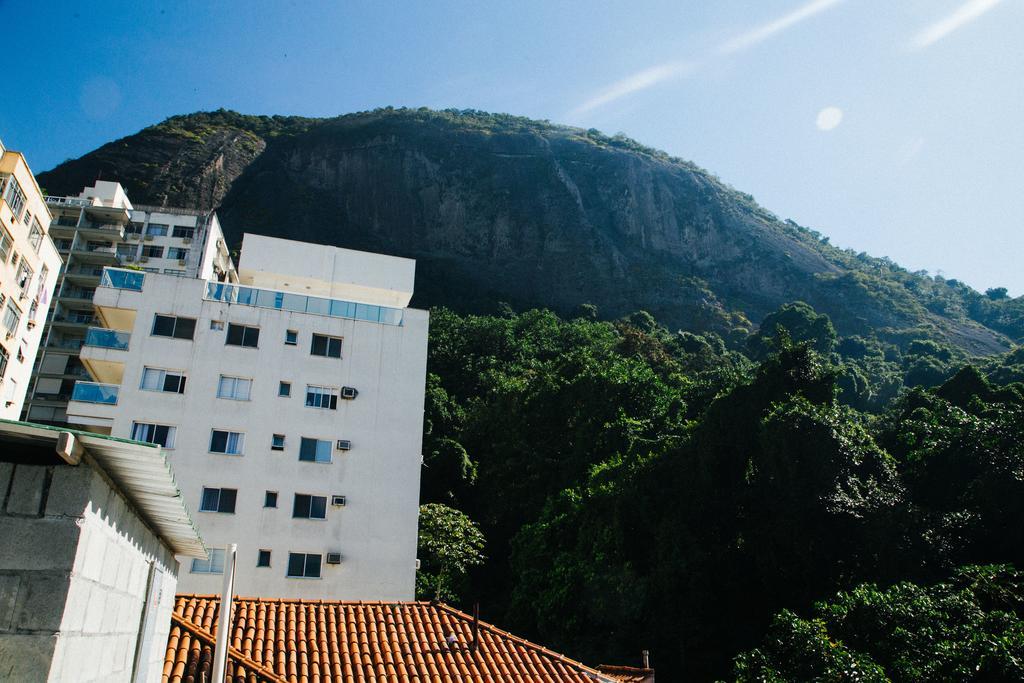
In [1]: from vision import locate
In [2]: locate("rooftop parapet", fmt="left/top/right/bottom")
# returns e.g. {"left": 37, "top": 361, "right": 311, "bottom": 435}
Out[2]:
{"left": 237, "top": 233, "right": 416, "bottom": 308}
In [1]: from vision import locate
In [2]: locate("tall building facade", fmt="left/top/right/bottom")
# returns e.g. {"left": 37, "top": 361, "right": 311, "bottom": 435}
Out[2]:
{"left": 67, "top": 234, "right": 429, "bottom": 600}
{"left": 0, "top": 140, "right": 62, "bottom": 419}
{"left": 24, "top": 180, "right": 235, "bottom": 424}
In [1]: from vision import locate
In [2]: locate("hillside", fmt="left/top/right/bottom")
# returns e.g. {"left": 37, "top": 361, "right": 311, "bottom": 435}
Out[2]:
{"left": 38, "top": 108, "right": 1023, "bottom": 353}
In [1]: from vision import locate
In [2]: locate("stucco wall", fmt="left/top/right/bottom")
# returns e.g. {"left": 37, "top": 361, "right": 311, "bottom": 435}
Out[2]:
{"left": 0, "top": 459, "right": 179, "bottom": 682}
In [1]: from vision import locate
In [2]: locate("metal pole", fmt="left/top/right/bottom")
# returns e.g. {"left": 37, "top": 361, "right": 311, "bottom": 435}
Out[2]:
{"left": 211, "top": 544, "right": 237, "bottom": 683}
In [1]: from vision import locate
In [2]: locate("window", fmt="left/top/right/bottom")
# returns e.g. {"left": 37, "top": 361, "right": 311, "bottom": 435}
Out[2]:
{"left": 151, "top": 314, "right": 196, "bottom": 340}
{"left": 191, "top": 548, "right": 225, "bottom": 574}
{"left": 257, "top": 550, "right": 272, "bottom": 568}
{"left": 217, "top": 375, "right": 252, "bottom": 401}
{"left": 210, "top": 430, "right": 245, "bottom": 455}
{"left": 271, "top": 434, "right": 286, "bottom": 451}
{"left": 285, "top": 329, "right": 298, "bottom": 345}
{"left": 126, "top": 222, "right": 144, "bottom": 235}
{"left": 2, "top": 302, "right": 20, "bottom": 336}
{"left": 140, "top": 367, "right": 187, "bottom": 393}
{"left": 146, "top": 223, "right": 168, "bottom": 236}
{"left": 141, "top": 245, "right": 164, "bottom": 259}
{"left": 199, "top": 487, "right": 237, "bottom": 513}
{"left": 264, "top": 491, "right": 278, "bottom": 508}
{"left": 311, "top": 334, "right": 342, "bottom": 358}
{"left": 168, "top": 247, "right": 189, "bottom": 260}
{"left": 116, "top": 244, "right": 136, "bottom": 258}
{"left": 226, "top": 323, "right": 259, "bottom": 348}
{"left": 0, "top": 228, "right": 11, "bottom": 263}
{"left": 131, "top": 422, "right": 176, "bottom": 448}
{"left": 305, "top": 385, "right": 339, "bottom": 410}
{"left": 286, "top": 553, "right": 322, "bottom": 579}
{"left": 162, "top": 269, "right": 186, "bottom": 276}
{"left": 27, "top": 218, "right": 43, "bottom": 252}
{"left": 0, "top": 346, "right": 8, "bottom": 379}
{"left": 278, "top": 381, "right": 291, "bottom": 397}
{"left": 15, "top": 260, "right": 32, "bottom": 294}
{"left": 172, "top": 226, "right": 195, "bottom": 239}
{"left": 292, "top": 494, "right": 327, "bottom": 520}
{"left": 299, "top": 438, "right": 332, "bottom": 464}
{"left": 2, "top": 175, "right": 26, "bottom": 220}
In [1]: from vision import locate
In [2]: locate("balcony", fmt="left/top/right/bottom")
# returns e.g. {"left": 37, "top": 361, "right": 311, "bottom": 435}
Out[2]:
{"left": 71, "top": 381, "right": 119, "bottom": 405}
{"left": 50, "top": 312, "right": 95, "bottom": 330}
{"left": 84, "top": 327, "right": 130, "bottom": 350}
{"left": 71, "top": 242, "right": 120, "bottom": 265}
{"left": 205, "top": 282, "right": 404, "bottom": 326}
{"left": 100, "top": 267, "right": 145, "bottom": 291}
{"left": 46, "top": 196, "right": 91, "bottom": 208}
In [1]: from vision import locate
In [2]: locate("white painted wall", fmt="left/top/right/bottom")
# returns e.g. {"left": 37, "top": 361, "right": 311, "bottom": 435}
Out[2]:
{"left": 0, "top": 460, "right": 179, "bottom": 682}
{"left": 70, "top": 252, "right": 429, "bottom": 600}
{"left": 239, "top": 234, "right": 416, "bottom": 307}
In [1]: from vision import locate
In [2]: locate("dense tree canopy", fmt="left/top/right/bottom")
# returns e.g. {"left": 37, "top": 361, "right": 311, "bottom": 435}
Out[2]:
{"left": 413, "top": 303, "right": 1024, "bottom": 680}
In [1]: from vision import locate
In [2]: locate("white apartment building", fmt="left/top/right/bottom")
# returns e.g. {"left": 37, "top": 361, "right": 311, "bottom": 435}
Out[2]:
{"left": 0, "top": 141, "right": 62, "bottom": 419}
{"left": 25, "top": 180, "right": 235, "bottom": 424}
{"left": 67, "top": 234, "right": 429, "bottom": 600}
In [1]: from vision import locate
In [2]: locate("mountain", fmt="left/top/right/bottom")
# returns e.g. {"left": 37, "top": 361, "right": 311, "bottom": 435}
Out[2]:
{"left": 38, "top": 108, "right": 1023, "bottom": 353}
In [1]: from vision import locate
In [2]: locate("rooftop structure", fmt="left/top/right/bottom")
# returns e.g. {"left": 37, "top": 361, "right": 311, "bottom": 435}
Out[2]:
{"left": 67, "top": 234, "right": 429, "bottom": 600}
{"left": 165, "top": 594, "right": 623, "bottom": 682}
{"left": 0, "top": 419, "right": 205, "bottom": 682}
{"left": 24, "top": 181, "right": 236, "bottom": 425}
{"left": 0, "top": 145, "right": 62, "bottom": 419}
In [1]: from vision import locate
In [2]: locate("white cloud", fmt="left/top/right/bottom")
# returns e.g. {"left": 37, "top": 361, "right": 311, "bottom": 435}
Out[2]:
{"left": 816, "top": 106, "right": 844, "bottom": 131}
{"left": 717, "top": 0, "right": 845, "bottom": 56}
{"left": 567, "top": 0, "right": 844, "bottom": 118}
{"left": 568, "top": 61, "right": 695, "bottom": 117}
{"left": 910, "top": 0, "right": 1005, "bottom": 49}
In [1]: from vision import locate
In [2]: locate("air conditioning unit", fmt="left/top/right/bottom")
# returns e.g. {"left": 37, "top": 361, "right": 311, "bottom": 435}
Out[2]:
{"left": 182, "top": 237, "right": 192, "bottom": 244}
{"left": 331, "top": 495, "right": 346, "bottom": 507}
{"left": 336, "top": 439, "right": 352, "bottom": 451}
{"left": 178, "top": 259, "right": 186, "bottom": 266}
{"left": 139, "top": 257, "right": 149, "bottom": 263}
{"left": 143, "top": 234, "right": 154, "bottom": 241}
{"left": 326, "top": 553, "right": 342, "bottom": 565}
{"left": 341, "top": 386, "right": 358, "bottom": 400}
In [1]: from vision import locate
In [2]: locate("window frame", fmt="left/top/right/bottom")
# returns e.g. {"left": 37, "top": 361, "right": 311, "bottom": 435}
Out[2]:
{"left": 226, "top": 323, "right": 260, "bottom": 348}
{"left": 292, "top": 493, "right": 327, "bottom": 520}
{"left": 209, "top": 429, "right": 245, "bottom": 455}
{"left": 278, "top": 381, "right": 292, "bottom": 397}
{"left": 217, "top": 375, "right": 253, "bottom": 401}
{"left": 130, "top": 422, "right": 176, "bottom": 449}
{"left": 264, "top": 491, "right": 278, "bottom": 508}
{"left": 305, "top": 384, "right": 339, "bottom": 410}
{"left": 151, "top": 314, "right": 197, "bottom": 340}
{"left": 310, "top": 333, "right": 343, "bottom": 358}
{"left": 286, "top": 552, "right": 322, "bottom": 579}
{"left": 199, "top": 487, "right": 237, "bottom": 514}
{"left": 285, "top": 329, "right": 298, "bottom": 346}
{"left": 271, "top": 434, "right": 286, "bottom": 451}
{"left": 298, "top": 437, "right": 333, "bottom": 464}
{"left": 139, "top": 366, "right": 187, "bottom": 394}
{"left": 257, "top": 549, "right": 272, "bottom": 568}
{"left": 191, "top": 548, "right": 226, "bottom": 574}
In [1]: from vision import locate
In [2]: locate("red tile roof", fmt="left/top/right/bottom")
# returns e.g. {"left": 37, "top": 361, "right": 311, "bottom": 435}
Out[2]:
{"left": 596, "top": 665, "right": 655, "bottom": 683}
{"left": 164, "top": 595, "right": 618, "bottom": 682}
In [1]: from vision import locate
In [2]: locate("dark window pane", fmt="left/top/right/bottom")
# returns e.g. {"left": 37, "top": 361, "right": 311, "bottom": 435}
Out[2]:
{"left": 264, "top": 491, "right": 277, "bottom": 507}
{"left": 299, "top": 438, "right": 317, "bottom": 461}
{"left": 328, "top": 338, "right": 342, "bottom": 357}
{"left": 311, "top": 334, "right": 327, "bottom": 356}
{"left": 279, "top": 382, "right": 291, "bottom": 397}
{"left": 310, "top": 496, "right": 326, "bottom": 519}
{"left": 243, "top": 327, "right": 259, "bottom": 347}
{"left": 201, "top": 488, "right": 219, "bottom": 511}
{"left": 152, "top": 315, "right": 175, "bottom": 336}
{"left": 153, "top": 425, "right": 170, "bottom": 446}
{"left": 293, "top": 494, "right": 310, "bottom": 518}
{"left": 174, "top": 317, "right": 196, "bottom": 339}
{"left": 219, "top": 489, "right": 237, "bottom": 513}
{"left": 257, "top": 550, "right": 271, "bottom": 567}
{"left": 305, "top": 554, "right": 322, "bottom": 578}
{"left": 163, "top": 374, "right": 180, "bottom": 393}
{"left": 287, "top": 553, "right": 305, "bottom": 577}
{"left": 226, "top": 324, "right": 244, "bottom": 345}
{"left": 210, "top": 430, "right": 228, "bottom": 453}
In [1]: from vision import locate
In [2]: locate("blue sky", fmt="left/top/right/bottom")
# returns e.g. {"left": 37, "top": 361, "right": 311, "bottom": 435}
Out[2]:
{"left": 3, "top": 0, "right": 1021, "bottom": 294}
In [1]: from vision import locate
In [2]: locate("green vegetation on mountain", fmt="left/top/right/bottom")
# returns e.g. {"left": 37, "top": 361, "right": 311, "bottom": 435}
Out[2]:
{"left": 38, "top": 108, "right": 1022, "bottom": 352}
{"left": 417, "top": 304, "right": 1023, "bottom": 680}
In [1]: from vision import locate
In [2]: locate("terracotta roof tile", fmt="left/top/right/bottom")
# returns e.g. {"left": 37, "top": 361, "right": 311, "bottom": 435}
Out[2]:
{"left": 164, "top": 595, "right": 617, "bottom": 683}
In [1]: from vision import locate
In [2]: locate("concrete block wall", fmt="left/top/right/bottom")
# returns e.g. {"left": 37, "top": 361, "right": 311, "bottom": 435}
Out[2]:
{"left": 0, "top": 460, "right": 179, "bottom": 682}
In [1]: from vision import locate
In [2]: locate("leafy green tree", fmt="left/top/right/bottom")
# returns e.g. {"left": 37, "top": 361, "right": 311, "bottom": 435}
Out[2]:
{"left": 415, "top": 503, "right": 486, "bottom": 602}
{"left": 748, "top": 302, "right": 837, "bottom": 359}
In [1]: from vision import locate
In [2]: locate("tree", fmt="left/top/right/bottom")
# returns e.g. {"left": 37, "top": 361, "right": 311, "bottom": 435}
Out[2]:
{"left": 415, "top": 504, "right": 486, "bottom": 602}
{"left": 748, "top": 302, "right": 837, "bottom": 359}
{"left": 986, "top": 287, "right": 1009, "bottom": 301}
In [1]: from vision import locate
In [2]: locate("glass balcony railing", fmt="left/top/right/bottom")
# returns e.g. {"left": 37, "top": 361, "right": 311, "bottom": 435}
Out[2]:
{"left": 84, "top": 327, "right": 130, "bottom": 350}
{"left": 205, "top": 282, "right": 404, "bottom": 326}
{"left": 100, "top": 268, "right": 145, "bottom": 291}
{"left": 71, "top": 381, "right": 119, "bottom": 405}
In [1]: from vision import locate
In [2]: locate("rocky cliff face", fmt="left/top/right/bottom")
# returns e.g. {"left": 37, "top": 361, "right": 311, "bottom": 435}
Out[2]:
{"left": 38, "top": 109, "right": 1019, "bottom": 353}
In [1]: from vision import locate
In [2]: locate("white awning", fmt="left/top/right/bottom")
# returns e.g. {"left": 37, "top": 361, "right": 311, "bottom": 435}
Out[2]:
{"left": 0, "top": 419, "right": 206, "bottom": 557}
